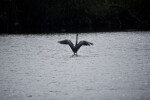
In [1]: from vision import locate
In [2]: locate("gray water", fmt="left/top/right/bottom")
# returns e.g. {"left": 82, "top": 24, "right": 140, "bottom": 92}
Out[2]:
{"left": 0, "top": 32, "right": 150, "bottom": 100}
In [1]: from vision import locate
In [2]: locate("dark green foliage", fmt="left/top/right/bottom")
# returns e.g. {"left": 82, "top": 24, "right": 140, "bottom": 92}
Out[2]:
{"left": 0, "top": 0, "right": 150, "bottom": 33}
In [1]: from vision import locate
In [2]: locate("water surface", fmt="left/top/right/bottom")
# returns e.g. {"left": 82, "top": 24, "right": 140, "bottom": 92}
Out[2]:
{"left": 0, "top": 32, "right": 150, "bottom": 100}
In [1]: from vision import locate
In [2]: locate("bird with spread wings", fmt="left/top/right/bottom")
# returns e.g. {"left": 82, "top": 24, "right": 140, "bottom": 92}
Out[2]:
{"left": 58, "top": 34, "right": 93, "bottom": 55}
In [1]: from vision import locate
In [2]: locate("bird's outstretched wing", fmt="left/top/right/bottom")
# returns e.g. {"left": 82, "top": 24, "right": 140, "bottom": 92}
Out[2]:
{"left": 77, "top": 41, "right": 93, "bottom": 50}
{"left": 58, "top": 40, "right": 75, "bottom": 51}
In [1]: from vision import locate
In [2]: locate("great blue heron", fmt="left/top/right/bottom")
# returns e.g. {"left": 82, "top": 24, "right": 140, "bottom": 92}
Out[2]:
{"left": 58, "top": 34, "right": 93, "bottom": 55}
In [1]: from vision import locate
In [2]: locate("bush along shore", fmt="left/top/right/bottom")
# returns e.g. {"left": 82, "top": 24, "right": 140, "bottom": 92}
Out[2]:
{"left": 0, "top": 0, "right": 150, "bottom": 33}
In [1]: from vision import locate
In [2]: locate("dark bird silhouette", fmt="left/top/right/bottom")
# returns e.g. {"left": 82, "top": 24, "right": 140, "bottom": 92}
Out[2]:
{"left": 58, "top": 34, "right": 93, "bottom": 55}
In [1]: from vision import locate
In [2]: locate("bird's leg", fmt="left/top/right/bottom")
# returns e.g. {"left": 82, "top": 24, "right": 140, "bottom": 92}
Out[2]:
{"left": 72, "top": 53, "right": 75, "bottom": 56}
{"left": 75, "top": 53, "right": 78, "bottom": 56}
{"left": 72, "top": 53, "right": 75, "bottom": 57}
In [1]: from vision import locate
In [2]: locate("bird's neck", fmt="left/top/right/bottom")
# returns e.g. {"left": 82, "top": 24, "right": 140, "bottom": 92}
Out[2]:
{"left": 76, "top": 34, "right": 78, "bottom": 46}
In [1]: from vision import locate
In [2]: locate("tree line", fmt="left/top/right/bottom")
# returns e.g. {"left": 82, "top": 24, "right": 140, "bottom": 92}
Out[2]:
{"left": 0, "top": 0, "right": 150, "bottom": 33}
